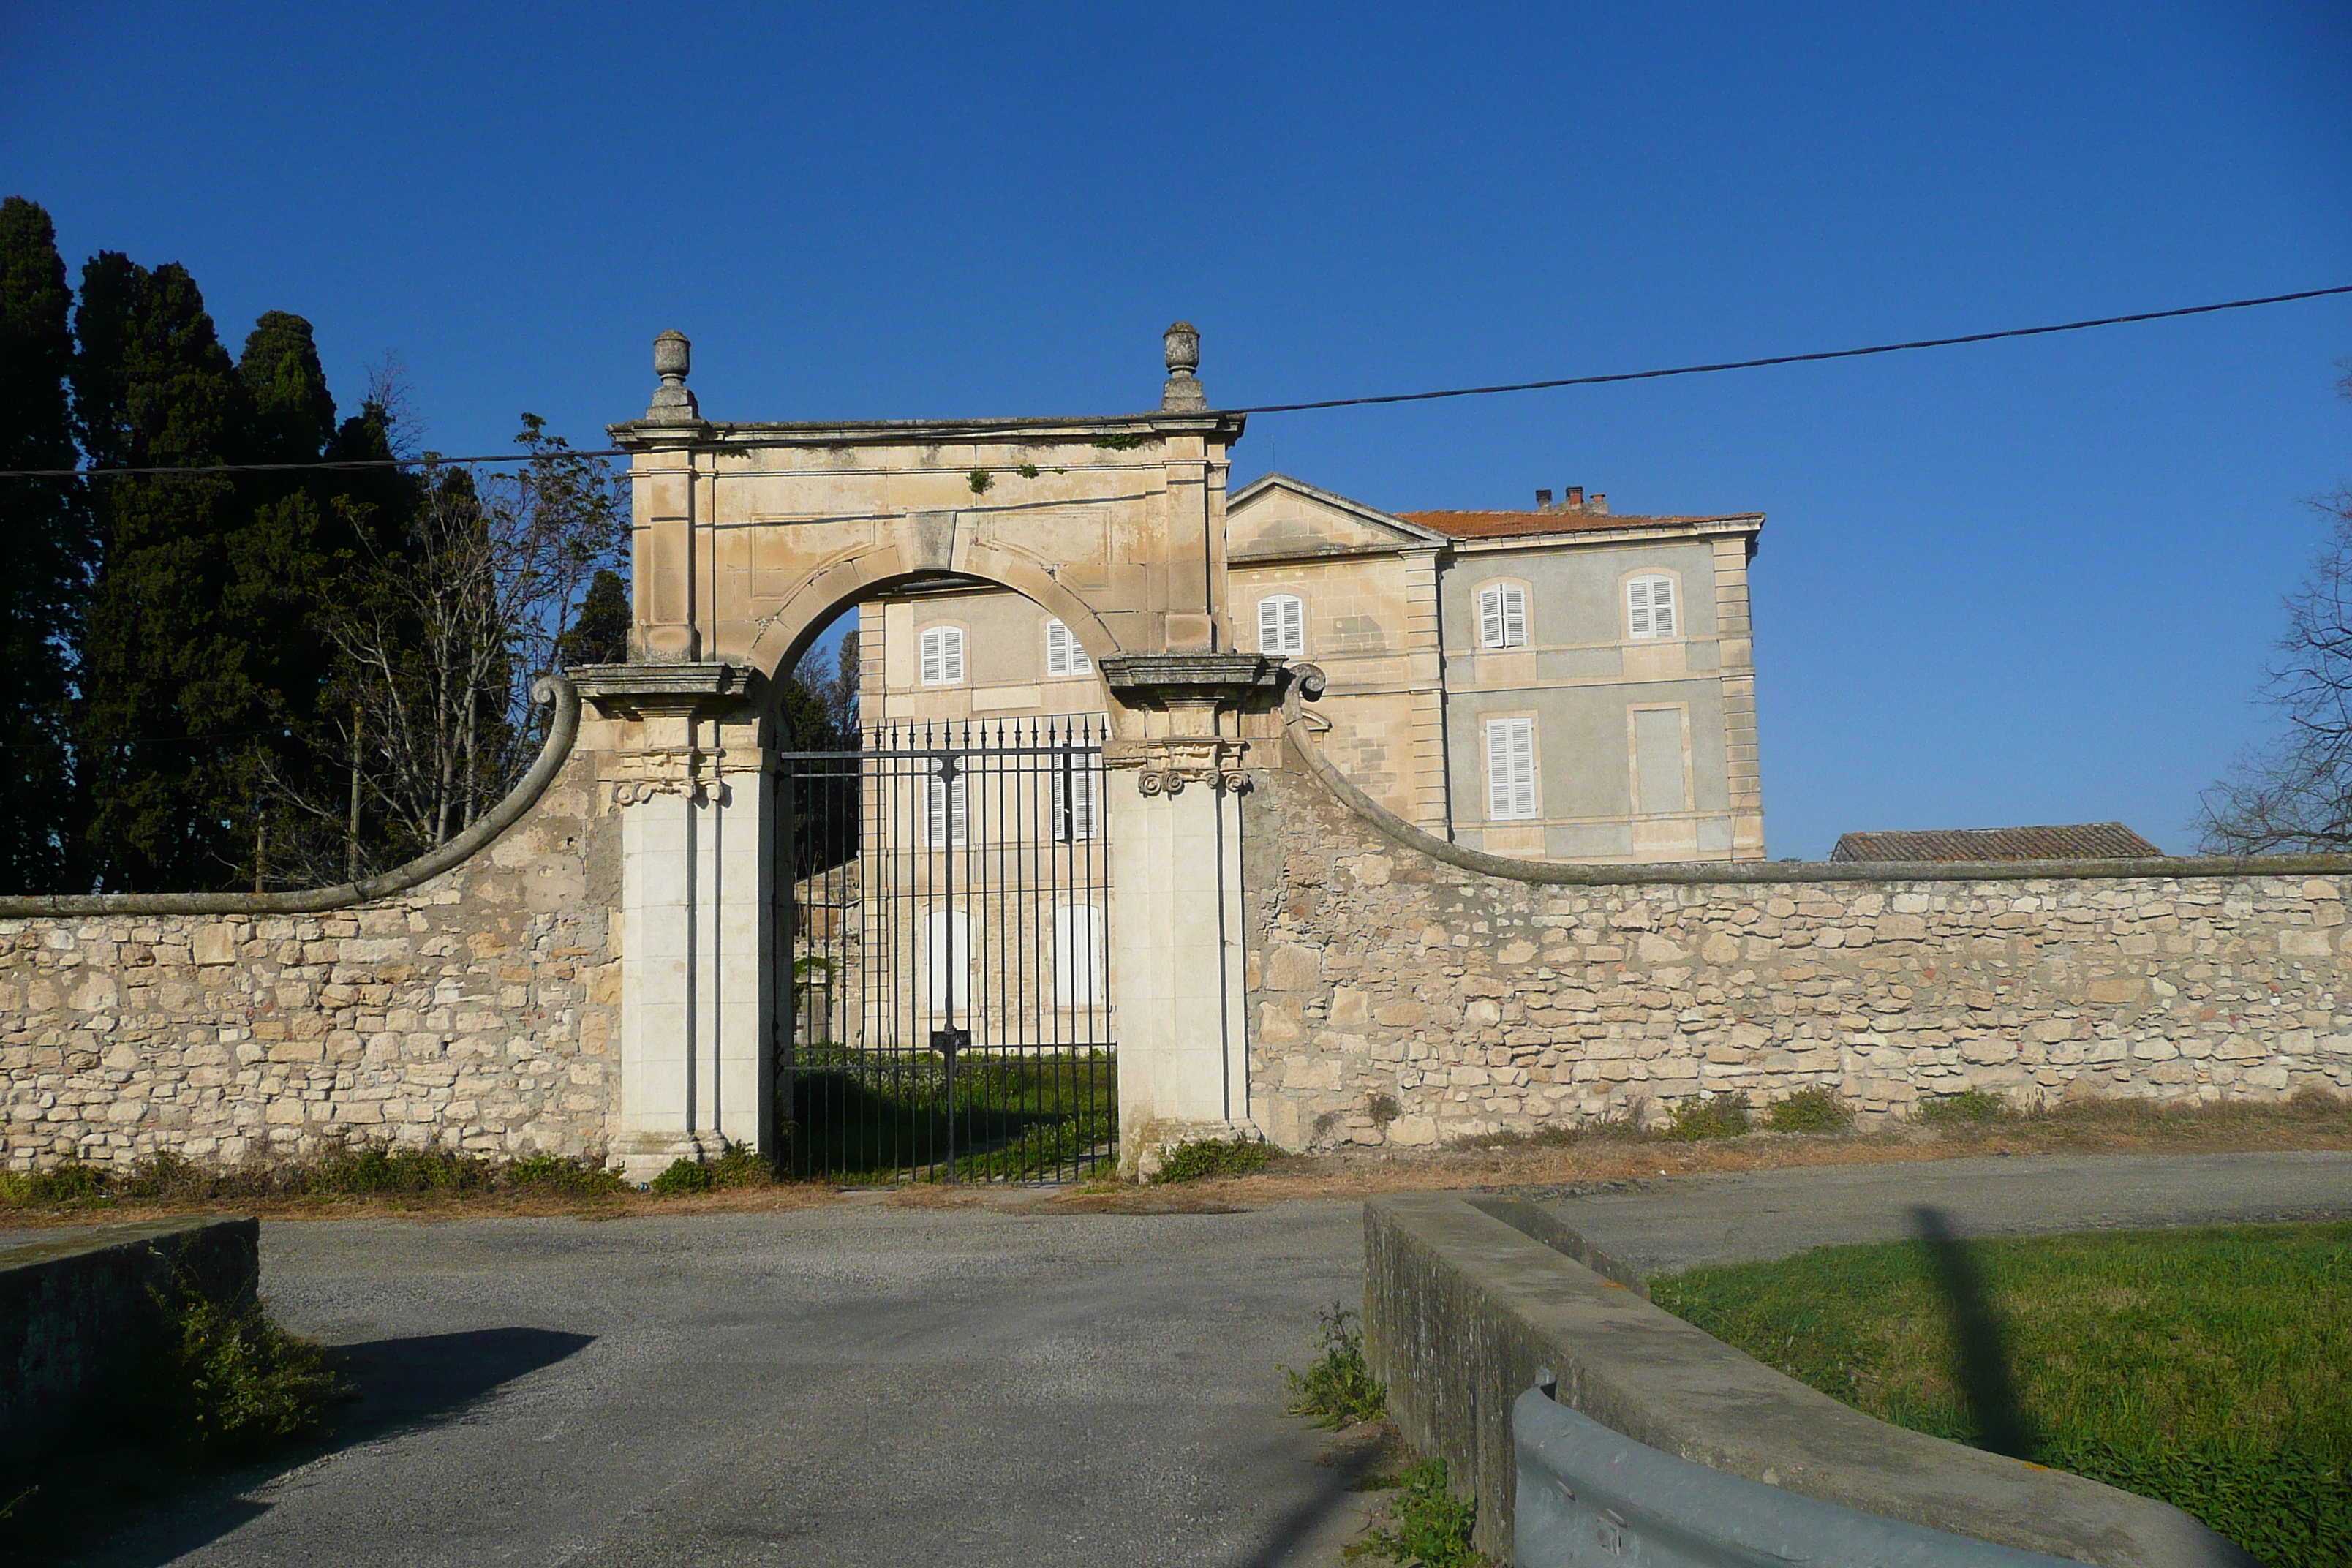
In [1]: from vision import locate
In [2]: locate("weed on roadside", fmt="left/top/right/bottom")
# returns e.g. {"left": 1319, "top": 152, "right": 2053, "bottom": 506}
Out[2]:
{"left": 1351, "top": 1458, "right": 1485, "bottom": 1567}
{"left": 1152, "top": 1137, "right": 1272, "bottom": 1184}
{"left": 1764, "top": 1087, "right": 1852, "bottom": 1133}
{"left": 1282, "top": 1303, "right": 1388, "bottom": 1427}
{"left": 1662, "top": 1091, "right": 1750, "bottom": 1142}
{"left": 1912, "top": 1089, "right": 2013, "bottom": 1126}
{"left": 151, "top": 1269, "right": 348, "bottom": 1455}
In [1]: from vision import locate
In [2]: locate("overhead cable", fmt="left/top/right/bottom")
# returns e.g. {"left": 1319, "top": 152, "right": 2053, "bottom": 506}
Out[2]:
{"left": 1, "top": 282, "right": 2345, "bottom": 480}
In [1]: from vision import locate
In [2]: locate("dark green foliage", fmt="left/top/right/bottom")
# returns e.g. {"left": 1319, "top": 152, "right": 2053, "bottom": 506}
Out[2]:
{"left": 1763, "top": 1085, "right": 1852, "bottom": 1132}
{"left": 1650, "top": 1221, "right": 2352, "bottom": 1568}
{"left": 0, "top": 198, "right": 92, "bottom": 894}
{"left": 558, "top": 568, "right": 630, "bottom": 667}
{"left": 76, "top": 260, "right": 265, "bottom": 889}
{"left": 1282, "top": 1303, "right": 1388, "bottom": 1427}
{"left": 1913, "top": 1088, "right": 2012, "bottom": 1125}
{"left": 148, "top": 1266, "right": 347, "bottom": 1454}
{"left": 649, "top": 1157, "right": 715, "bottom": 1195}
{"left": 786, "top": 1045, "right": 1115, "bottom": 1183}
{"left": 1662, "top": 1090, "right": 1749, "bottom": 1141}
{"left": 1361, "top": 1459, "right": 1485, "bottom": 1567}
{"left": 1151, "top": 1136, "right": 1272, "bottom": 1183}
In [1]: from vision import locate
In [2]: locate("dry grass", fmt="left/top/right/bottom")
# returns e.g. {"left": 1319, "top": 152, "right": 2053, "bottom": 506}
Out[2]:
{"left": 1, "top": 1094, "right": 2342, "bottom": 1226}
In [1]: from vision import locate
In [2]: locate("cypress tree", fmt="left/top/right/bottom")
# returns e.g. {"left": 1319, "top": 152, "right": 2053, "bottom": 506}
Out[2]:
{"left": 557, "top": 568, "right": 630, "bottom": 668}
{"left": 0, "top": 197, "right": 93, "bottom": 892}
{"left": 78, "top": 261, "right": 261, "bottom": 889}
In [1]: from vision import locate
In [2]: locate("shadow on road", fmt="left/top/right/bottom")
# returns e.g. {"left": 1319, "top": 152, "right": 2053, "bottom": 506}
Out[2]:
{"left": 68, "top": 1327, "right": 594, "bottom": 1568}
{"left": 1910, "top": 1204, "right": 2039, "bottom": 1460}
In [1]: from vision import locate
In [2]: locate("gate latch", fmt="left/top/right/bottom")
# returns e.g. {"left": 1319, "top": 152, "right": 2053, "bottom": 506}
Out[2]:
{"left": 930, "top": 1027, "right": 970, "bottom": 1058}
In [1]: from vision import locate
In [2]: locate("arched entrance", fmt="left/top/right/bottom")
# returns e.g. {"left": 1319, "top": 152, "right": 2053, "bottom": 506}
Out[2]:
{"left": 577, "top": 326, "right": 1279, "bottom": 1180}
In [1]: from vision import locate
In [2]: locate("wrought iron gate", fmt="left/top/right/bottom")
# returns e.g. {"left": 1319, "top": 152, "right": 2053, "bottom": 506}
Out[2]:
{"left": 774, "top": 717, "right": 1115, "bottom": 1183}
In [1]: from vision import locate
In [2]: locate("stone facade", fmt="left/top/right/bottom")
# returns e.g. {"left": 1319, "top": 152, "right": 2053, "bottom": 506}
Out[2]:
{"left": 0, "top": 756, "right": 619, "bottom": 1171}
{"left": 1243, "top": 751, "right": 2352, "bottom": 1151}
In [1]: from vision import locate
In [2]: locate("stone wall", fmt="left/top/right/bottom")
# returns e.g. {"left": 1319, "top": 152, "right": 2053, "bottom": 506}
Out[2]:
{"left": 0, "top": 755, "right": 619, "bottom": 1172}
{"left": 1243, "top": 750, "right": 2352, "bottom": 1151}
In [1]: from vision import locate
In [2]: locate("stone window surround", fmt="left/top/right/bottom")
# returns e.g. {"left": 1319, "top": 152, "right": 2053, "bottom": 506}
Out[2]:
{"left": 1626, "top": 700, "right": 1696, "bottom": 818}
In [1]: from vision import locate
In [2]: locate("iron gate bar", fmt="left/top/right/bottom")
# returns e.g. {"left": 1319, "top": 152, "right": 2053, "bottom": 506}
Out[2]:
{"left": 775, "top": 715, "right": 1114, "bottom": 1184}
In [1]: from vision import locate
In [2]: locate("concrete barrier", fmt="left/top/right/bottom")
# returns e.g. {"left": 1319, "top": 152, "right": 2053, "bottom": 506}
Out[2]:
{"left": 1362, "top": 1193, "right": 2255, "bottom": 1568}
{"left": 0, "top": 1217, "right": 258, "bottom": 1458}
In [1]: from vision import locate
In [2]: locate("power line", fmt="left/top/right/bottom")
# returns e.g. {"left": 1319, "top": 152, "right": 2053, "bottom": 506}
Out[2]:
{"left": 1222, "top": 283, "right": 2352, "bottom": 415}
{"left": 2, "top": 282, "right": 2345, "bottom": 480}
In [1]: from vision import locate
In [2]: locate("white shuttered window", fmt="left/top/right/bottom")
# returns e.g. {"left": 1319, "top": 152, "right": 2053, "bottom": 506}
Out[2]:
{"left": 919, "top": 625, "right": 965, "bottom": 685}
{"left": 1478, "top": 583, "right": 1529, "bottom": 649}
{"left": 924, "top": 774, "right": 968, "bottom": 846}
{"left": 1625, "top": 576, "right": 1676, "bottom": 639}
{"left": 1257, "top": 594, "right": 1305, "bottom": 655}
{"left": 1055, "top": 752, "right": 1098, "bottom": 841}
{"left": 926, "top": 910, "right": 970, "bottom": 1011}
{"left": 1044, "top": 619, "right": 1091, "bottom": 676}
{"left": 1052, "top": 905, "right": 1103, "bottom": 1007}
{"left": 1485, "top": 717, "right": 1539, "bottom": 821}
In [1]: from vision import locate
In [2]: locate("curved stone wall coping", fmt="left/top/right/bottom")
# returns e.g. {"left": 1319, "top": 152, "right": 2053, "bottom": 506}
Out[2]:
{"left": 0, "top": 675, "right": 581, "bottom": 919}
{"left": 1278, "top": 663, "right": 2351, "bottom": 886}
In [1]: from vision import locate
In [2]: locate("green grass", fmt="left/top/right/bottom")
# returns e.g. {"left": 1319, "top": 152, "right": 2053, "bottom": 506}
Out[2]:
{"left": 785, "top": 1045, "right": 1115, "bottom": 1182}
{"left": 1649, "top": 1221, "right": 2352, "bottom": 1568}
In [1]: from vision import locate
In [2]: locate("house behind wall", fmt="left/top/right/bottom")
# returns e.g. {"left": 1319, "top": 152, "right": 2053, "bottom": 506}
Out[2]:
{"left": 853, "top": 473, "right": 1768, "bottom": 866}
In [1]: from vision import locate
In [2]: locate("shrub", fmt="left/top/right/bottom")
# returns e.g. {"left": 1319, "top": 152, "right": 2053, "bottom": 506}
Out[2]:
{"left": 150, "top": 1270, "right": 347, "bottom": 1455}
{"left": 1913, "top": 1088, "right": 2013, "bottom": 1125}
{"left": 1765, "top": 1087, "right": 1852, "bottom": 1133}
{"left": 504, "top": 1154, "right": 630, "bottom": 1196}
{"left": 1362, "top": 1458, "right": 1484, "bottom": 1567}
{"left": 1281, "top": 1303, "right": 1387, "bottom": 1427}
{"left": 649, "top": 1158, "right": 715, "bottom": 1195}
{"left": 0, "top": 1162, "right": 109, "bottom": 1207}
{"left": 1150, "top": 1137, "right": 1270, "bottom": 1184}
{"left": 1662, "top": 1091, "right": 1749, "bottom": 1142}
{"left": 710, "top": 1142, "right": 774, "bottom": 1189}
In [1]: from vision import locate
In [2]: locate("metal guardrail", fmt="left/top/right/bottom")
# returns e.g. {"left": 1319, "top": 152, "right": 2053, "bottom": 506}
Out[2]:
{"left": 1512, "top": 1382, "right": 2080, "bottom": 1568}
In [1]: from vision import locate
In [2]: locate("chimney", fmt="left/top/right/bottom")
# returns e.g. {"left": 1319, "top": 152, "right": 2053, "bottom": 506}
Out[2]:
{"left": 1588, "top": 492, "right": 1607, "bottom": 516}
{"left": 1534, "top": 489, "right": 1553, "bottom": 509}
{"left": 1564, "top": 486, "right": 1583, "bottom": 509}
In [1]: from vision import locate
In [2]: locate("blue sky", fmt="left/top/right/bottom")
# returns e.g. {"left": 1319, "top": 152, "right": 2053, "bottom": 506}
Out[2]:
{"left": 7, "top": 1, "right": 2350, "bottom": 856}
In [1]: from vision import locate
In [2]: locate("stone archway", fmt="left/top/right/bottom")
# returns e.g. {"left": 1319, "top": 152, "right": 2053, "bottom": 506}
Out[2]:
{"left": 573, "top": 326, "right": 1285, "bottom": 1178}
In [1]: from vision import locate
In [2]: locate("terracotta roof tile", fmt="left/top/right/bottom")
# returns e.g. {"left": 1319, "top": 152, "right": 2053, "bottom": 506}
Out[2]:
{"left": 1398, "top": 509, "right": 1758, "bottom": 540}
{"left": 1828, "top": 823, "right": 2166, "bottom": 863}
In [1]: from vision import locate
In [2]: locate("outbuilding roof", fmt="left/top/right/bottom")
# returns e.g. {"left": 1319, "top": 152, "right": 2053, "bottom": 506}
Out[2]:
{"left": 1398, "top": 509, "right": 1762, "bottom": 540}
{"left": 1828, "top": 823, "right": 2167, "bottom": 863}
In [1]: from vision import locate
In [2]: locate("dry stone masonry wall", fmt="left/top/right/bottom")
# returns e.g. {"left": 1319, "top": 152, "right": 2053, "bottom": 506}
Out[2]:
{"left": 0, "top": 761, "right": 619, "bottom": 1172}
{"left": 1243, "top": 756, "right": 2352, "bottom": 1151}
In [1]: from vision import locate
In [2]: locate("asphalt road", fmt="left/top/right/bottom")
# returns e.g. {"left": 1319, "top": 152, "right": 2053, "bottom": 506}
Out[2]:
{"left": 74, "top": 1149, "right": 2352, "bottom": 1567}
{"left": 85, "top": 1198, "right": 1375, "bottom": 1568}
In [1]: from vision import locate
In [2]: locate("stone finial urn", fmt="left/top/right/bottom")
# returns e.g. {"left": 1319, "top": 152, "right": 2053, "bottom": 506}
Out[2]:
{"left": 648, "top": 329, "right": 699, "bottom": 420}
{"left": 1161, "top": 320, "right": 1206, "bottom": 411}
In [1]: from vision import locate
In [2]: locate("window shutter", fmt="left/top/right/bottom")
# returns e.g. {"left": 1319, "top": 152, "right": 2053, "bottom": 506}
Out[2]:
{"left": 1502, "top": 584, "right": 1527, "bottom": 648}
{"left": 1487, "top": 717, "right": 1537, "bottom": 819}
{"left": 1056, "top": 752, "right": 1098, "bottom": 840}
{"left": 941, "top": 627, "right": 964, "bottom": 682}
{"left": 927, "top": 775, "right": 967, "bottom": 846}
{"left": 920, "top": 628, "right": 942, "bottom": 684}
{"left": 1259, "top": 598, "right": 1281, "bottom": 653}
{"left": 927, "top": 910, "right": 970, "bottom": 1011}
{"left": 1259, "top": 595, "right": 1304, "bottom": 655}
{"left": 1650, "top": 579, "right": 1675, "bottom": 637}
{"left": 1627, "top": 580, "right": 1651, "bottom": 638}
{"left": 1285, "top": 596, "right": 1304, "bottom": 652}
{"left": 1054, "top": 905, "right": 1101, "bottom": 1007}
{"left": 1480, "top": 586, "right": 1504, "bottom": 649}
{"left": 1047, "top": 620, "right": 1068, "bottom": 676}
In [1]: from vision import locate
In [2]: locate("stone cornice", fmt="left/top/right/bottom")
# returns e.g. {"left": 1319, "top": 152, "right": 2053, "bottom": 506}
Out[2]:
{"left": 607, "top": 411, "right": 1248, "bottom": 453}
{"left": 570, "top": 662, "right": 764, "bottom": 720}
